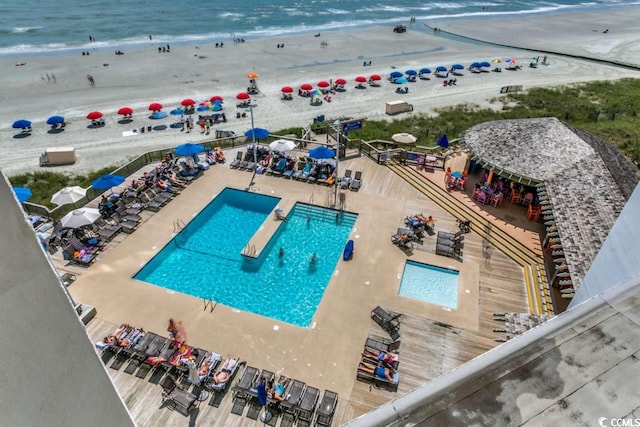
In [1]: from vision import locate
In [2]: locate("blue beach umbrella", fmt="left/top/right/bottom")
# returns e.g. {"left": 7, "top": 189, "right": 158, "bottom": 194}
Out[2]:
{"left": 150, "top": 111, "right": 168, "bottom": 119}
{"left": 212, "top": 103, "right": 223, "bottom": 111}
{"left": 12, "top": 119, "right": 31, "bottom": 129}
{"left": 451, "top": 64, "right": 464, "bottom": 70}
{"left": 170, "top": 108, "right": 184, "bottom": 116}
{"left": 405, "top": 69, "right": 417, "bottom": 76}
{"left": 390, "top": 71, "right": 403, "bottom": 79}
{"left": 197, "top": 105, "right": 211, "bottom": 112}
{"left": 470, "top": 62, "right": 481, "bottom": 69}
{"left": 175, "top": 143, "right": 205, "bottom": 156}
{"left": 395, "top": 77, "right": 408, "bottom": 84}
{"left": 309, "top": 146, "right": 335, "bottom": 159}
{"left": 419, "top": 68, "right": 431, "bottom": 74}
{"left": 437, "top": 134, "right": 450, "bottom": 148}
{"left": 435, "top": 66, "right": 447, "bottom": 72}
{"left": 91, "top": 174, "right": 125, "bottom": 190}
{"left": 46, "top": 116, "right": 65, "bottom": 125}
{"left": 245, "top": 127, "right": 270, "bottom": 140}
{"left": 12, "top": 187, "right": 32, "bottom": 203}
{"left": 480, "top": 61, "right": 491, "bottom": 68}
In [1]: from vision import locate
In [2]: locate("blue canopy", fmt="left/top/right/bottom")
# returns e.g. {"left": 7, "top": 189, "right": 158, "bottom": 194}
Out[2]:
{"left": 46, "top": 115, "right": 65, "bottom": 125}
{"left": 395, "top": 77, "right": 408, "bottom": 84}
{"left": 451, "top": 64, "right": 464, "bottom": 70}
{"left": 150, "top": 111, "right": 168, "bottom": 119}
{"left": 405, "top": 69, "right": 417, "bottom": 76}
{"left": 390, "top": 71, "right": 403, "bottom": 78}
{"left": 435, "top": 66, "right": 447, "bottom": 72}
{"left": 12, "top": 119, "right": 31, "bottom": 129}
{"left": 212, "top": 103, "right": 223, "bottom": 111}
{"left": 12, "top": 187, "right": 32, "bottom": 203}
{"left": 245, "top": 127, "right": 270, "bottom": 140}
{"left": 419, "top": 68, "right": 432, "bottom": 74}
{"left": 196, "top": 105, "right": 211, "bottom": 112}
{"left": 309, "top": 146, "right": 335, "bottom": 159}
{"left": 91, "top": 174, "right": 125, "bottom": 190}
{"left": 470, "top": 62, "right": 481, "bottom": 69}
{"left": 437, "top": 134, "right": 450, "bottom": 148}
{"left": 170, "top": 108, "right": 184, "bottom": 116}
{"left": 480, "top": 61, "right": 491, "bottom": 68}
{"left": 175, "top": 143, "right": 205, "bottom": 156}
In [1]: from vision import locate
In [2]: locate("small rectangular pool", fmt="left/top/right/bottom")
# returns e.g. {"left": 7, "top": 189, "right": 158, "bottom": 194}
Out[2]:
{"left": 399, "top": 261, "right": 459, "bottom": 309}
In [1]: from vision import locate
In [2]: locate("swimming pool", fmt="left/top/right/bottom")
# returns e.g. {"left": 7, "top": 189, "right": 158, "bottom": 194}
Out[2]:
{"left": 134, "top": 187, "right": 357, "bottom": 327}
{"left": 398, "top": 261, "right": 459, "bottom": 309}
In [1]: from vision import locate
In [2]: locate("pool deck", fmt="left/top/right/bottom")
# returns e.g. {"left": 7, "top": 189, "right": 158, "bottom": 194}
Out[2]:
{"left": 63, "top": 149, "right": 534, "bottom": 425}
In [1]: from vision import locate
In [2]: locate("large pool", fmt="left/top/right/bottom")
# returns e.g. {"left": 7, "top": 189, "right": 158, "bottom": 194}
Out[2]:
{"left": 134, "top": 187, "right": 357, "bottom": 327}
{"left": 398, "top": 261, "right": 459, "bottom": 309}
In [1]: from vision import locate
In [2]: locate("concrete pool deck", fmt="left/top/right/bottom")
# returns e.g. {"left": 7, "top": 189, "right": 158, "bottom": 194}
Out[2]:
{"left": 67, "top": 151, "right": 533, "bottom": 422}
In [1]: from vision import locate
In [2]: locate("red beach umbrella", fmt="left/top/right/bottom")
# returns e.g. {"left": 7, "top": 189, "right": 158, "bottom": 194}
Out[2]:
{"left": 86, "top": 111, "right": 103, "bottom": 120}
{"left": 181, "top": 98, "right": 196, "bottom": 106}
{"left": 355, "top": 76, "right": 367, "bottom": 83}
{"left": 334, "top": 78, "right": 347, "bottom": 85}
{"left": 148, "top": 102, "right": 163, "bottom": 111}
{"left": 210, "top": 95, "right": 224, "bottom": 102}
{"left": 299, "top": 83, "right": 313, "bottom": 91}
{"left": 317, "top": 81, "right": 330, "bottom": 88}
{"left": 117, "top": 107, "right": 133, "bottom": 116}
{"left": 236, "top": 92, "right": 251, "bottom": 100}
{"left": 369, "top": 74, "right": 382, "bottom": 81}
{"left": 281, "top": 86, "right": 294, "bottom": 93}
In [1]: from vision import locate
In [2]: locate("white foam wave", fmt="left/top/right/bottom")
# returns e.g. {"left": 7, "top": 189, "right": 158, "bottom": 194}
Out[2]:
{"left": 13, "top": 26, "right": 42, "bottom": 33}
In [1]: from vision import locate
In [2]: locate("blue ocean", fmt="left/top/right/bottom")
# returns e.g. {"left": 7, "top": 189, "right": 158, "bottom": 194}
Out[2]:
{"left": 0, "top": 0, "right": 635, "bottom": 57}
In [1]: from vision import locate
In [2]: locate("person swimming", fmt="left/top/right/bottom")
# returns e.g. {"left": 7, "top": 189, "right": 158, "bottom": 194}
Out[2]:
{"left": 278, "top": 247, "right": 285, "bottom": 257}
{"left": 310, "top": 252, "right": 318, "bottom": 263}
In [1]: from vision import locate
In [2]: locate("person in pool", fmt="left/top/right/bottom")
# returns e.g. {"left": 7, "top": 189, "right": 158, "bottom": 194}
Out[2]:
{"left": 310, "top": 252, "right": 319, "bottom": 263}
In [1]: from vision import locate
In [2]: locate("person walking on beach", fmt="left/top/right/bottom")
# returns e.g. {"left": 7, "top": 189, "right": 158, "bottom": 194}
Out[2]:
{"left": 87, "top": 74, "right": 95, "bottom": 87}
{"left": 51, "top": 73, "right": 56, "bottom": 84}
{"left": 199, "top": 117, "right": 205, "bottom": 133}
{"left": 187, "top": 116, "right": 194, "bottom": 133}
{"left": 205, "top": 118, "right": 211, "bottom": 135}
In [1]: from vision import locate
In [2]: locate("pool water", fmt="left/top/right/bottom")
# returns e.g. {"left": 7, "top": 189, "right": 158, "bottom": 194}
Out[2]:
{"left": 398, "top": 261, "right": 459, "bottom": 309}
{"left": 134, "top": 188, "right": 357, "bottom": 327}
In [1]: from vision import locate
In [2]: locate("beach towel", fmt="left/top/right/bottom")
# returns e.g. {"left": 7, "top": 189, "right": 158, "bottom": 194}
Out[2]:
{"left": 122, "top": 130, "right": 139, "bottom": 137}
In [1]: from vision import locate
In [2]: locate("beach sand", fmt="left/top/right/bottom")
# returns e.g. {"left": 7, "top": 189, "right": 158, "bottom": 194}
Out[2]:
{"left": 2, "top": 6, "right": 639, "bottom": 176}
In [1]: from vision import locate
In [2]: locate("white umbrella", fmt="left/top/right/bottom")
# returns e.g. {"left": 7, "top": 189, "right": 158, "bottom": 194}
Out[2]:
{"left": 60, "top": 208, "right": 101, "bottom": 229}
{"left": 269, "top": 139, "right": 297, "bottom": 152}
{"left": 391, "top": 132, "right": 417, "bottom": 144}
{"left": 185, "top": 358, "right": 209, "bottom": 401}
{"left": 51, "top": 186, "right": 87, "bottom": 205}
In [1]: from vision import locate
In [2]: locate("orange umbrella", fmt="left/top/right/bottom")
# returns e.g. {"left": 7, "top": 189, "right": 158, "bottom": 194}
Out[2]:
{"left": 247, "top": 72, "right": 259, "bottom": 79}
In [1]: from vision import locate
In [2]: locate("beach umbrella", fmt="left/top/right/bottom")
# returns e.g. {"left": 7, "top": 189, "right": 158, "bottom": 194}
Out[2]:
{"left": 60, "top": 208, "right": 101, "bottom": 229}
{"left": 492, "top": 58, "right": 502, "bottom": 63}
{"left": 480, "top": 61, "right": 491, "bottom": 68}
{"left": 300, "top": 83, "right": 313, "bottom": 91}
{"left": 355, "top": 76, "right": 367, "bottom": 83}
{"left": 317, "top": 80, "right": 330, "bottom": 88}
{"left": 390, "top": 71, "right": 403, "bottom": 79}
{"left": 148, "top": 102, "right": 163, "bottom": 111}
{"left": 210, "top": 95, "right": 224, "bottom": 102}
{"left": 197, "top": 105, "right": 212, "bottom": 112}
{"left": 435, "top": 66, "right": 447, "bottom": 72}
{"left": 181, "top": 98, "right": 196, "bottom": 106}
{"left": 212, "top": 103, "right": 223, "bottom": 111}
{"left": 117, "top": 107, "right": 133, "bottom": 116}
{"left": 245, "top": 127, "right": 270, "bottom": 140}
{"left": 12, "top": 119, "right": 32, "bottom": 129}
{"left": 175, "top": 143, "right": 205, "bottom": 156}
{"left": 12, "top": 187, "right": 32, "bottom": 203}
{"left": 150, "top": 111, "right": 167, "bottom": 119}
{"left": 470, "top": 62, "right": 481, "bottom": 69}
{"left": 281, "top": 86, "right": 294, "bottom": 93}
{"left": 369, "top": 74, "right": 381, "bottom": 81}
{"left": 247, "top": 71, "right": 259, "bottom": 79}
{"left": 392, "top": 133, "right": 417, "bottom": 144}
{"left": 86, "top": 111, "right": 103, "bottom": 120}
{"left": 506, "top": 58, "right": 517, "bottom": 64}
{"left": 269, "top": 139, "right": 297, "bottom": 152}
{"left": 46, "top": 116, "right": 65, "bottom": 125}
{"left": 91, "top": 174, "right": 125, "bottom": 190}
{"left": 451, "top": 64, "right": 464, "bottom": 70}
{"left": 309, "top": 146, "right": 335, "bottom": 159}
{"left": 419, "top": 68, "right": 431, "bottom": 74}
{"left": 437, "top": 134, "right": 450, "bottom": 148}
{"left": 170, "top": 108, "right": 185, "bottom": 115}
{"left": 51, "top": 186, "right": 87, "bottom": 205}
{"left": 335, "top": 78, "right": 347, "bottom": 85}
{"left": 395, "top": 77, "right": 408, "bottom": 84}
{"left": 405, "top": 69, "right": 417, "bottom": 76}
{"left": 236, "top": 92, "right": 250, "bottom": 100}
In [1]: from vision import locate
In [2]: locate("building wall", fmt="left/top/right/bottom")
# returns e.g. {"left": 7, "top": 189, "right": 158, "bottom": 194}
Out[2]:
{"left": 0, "top": 173, "right": 134, "bottom": 427}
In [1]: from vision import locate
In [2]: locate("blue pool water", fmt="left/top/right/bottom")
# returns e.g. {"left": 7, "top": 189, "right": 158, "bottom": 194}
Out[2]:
{"left": 134, "top": 187, "right": 357, "bottom": 327}
{"left": 399, "top": 261, "right": 459, "bottom": 309}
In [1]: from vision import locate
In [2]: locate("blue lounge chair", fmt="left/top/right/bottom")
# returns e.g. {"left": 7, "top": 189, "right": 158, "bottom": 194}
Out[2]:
{"left": 295, "top": 162, "right": 312, "bottom": 180}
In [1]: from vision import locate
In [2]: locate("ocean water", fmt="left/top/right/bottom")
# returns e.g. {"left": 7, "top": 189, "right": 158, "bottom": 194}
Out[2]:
{"left": 0, "top": 0, "right": 635, "bottom": 57}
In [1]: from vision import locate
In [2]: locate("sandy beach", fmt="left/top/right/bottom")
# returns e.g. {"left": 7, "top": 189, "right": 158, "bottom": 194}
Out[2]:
{"left": 2, "top": 6, "right": 639, "bottom": 176}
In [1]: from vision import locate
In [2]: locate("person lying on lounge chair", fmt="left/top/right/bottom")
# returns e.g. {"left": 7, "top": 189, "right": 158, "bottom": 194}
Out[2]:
{"left": 97, "top": 324, "right": 143, "bottom": 349}
{"left": 363, "top": 347, "right": 398, "bottom": 367}
{"left": 269, "top": 377, "right": 289, "bottom": 401}
{"left": 358, "top": 361, "right": 394, "bottom": 382}
{"left": 209, "top": 357, "right": 239, "bottom": 384}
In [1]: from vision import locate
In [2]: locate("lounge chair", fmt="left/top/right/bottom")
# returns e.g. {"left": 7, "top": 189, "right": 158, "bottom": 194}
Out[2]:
{"left": 315, "top": 390, "right": 338, "bottom": 426}
{"left": 279, "top": 379, "right": 306, "bottom": 423}
{"left": 231, "top": 365, "right": 259, "bottom": 415}
{"left": 98, "top": 224, "right": 122, "bottom": 241}
{"left": 282, "top": 161, "right": 296, "bottom": 178}
{"left": 350, "top": 171, "right": 363, "bottom": 191}
{"left": 230, "top": 151, "right": 244, "bottom": 168}
{"left": 206, "top": 357, "right": 243, "bottom": 407}
{"left": 245, "top": 370, "right": 276, "bottom": 419}
{"left": 371, "top": 306, "right": 401, "bottom": 341}
{"left": 295, "top": 386, "right": 319, "bottom": 427}
{"left": 340, "top": 169, "right": 352, "bottom": 189}
{"left": 306, "top": 165, "right": 321, "bottom": 183}
{"left": 268, "top": 158, "right": 287, "bottom": 176}
{"left": 364, "top": 336, "right": 401, "bottom": 354}
{"left": 135, "top": 335, "right": 172, "bottom": 379}
{"left": 62, "top": 245, "right": 97, "bottom": 266}
{"left": 292, "top": 162, "right": 309, "bottom": 180}
{"left": 356, "top": 361, "right": 400, "bottom": 392}
{"left": 159, "top": 376, "right": 198, "bottom": 416}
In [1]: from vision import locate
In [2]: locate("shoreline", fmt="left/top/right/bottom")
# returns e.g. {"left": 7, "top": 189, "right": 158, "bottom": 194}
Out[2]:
{"left": 2, "top": 7, "right": 639, "bottom": 176}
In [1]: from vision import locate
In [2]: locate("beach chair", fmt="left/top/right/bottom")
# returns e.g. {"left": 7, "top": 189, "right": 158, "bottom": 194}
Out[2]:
{"left": 206, "top": 357, "right": 244, "bottom": 407}
{"left": 279, "top": 379, "right": 306, "bottom": 425}
{"left": 371, "top": 306, "right": 401, "bottom": 341}
{"left": 295, "top": 162, "right": 312, "bottom": 180}
{"left": 295, "top": 386, "right": 319, "bottom": 427}
{"left": 269, "top": 158, "right": 287, "bottom": 176}
{"left": 365, "top": 336, "right": 401, "bottom": 354}
{"left": 340, "top": 169, "right": 352, "bottom": 189}
{"left": 356, "top": 361, "right": 400, "bottom": 392}
{"left": 159, "top": 376, "right": 198, "bottom": 416}
{"left": 315, "top": 390, "right": 338, "bottom": 426}
{"left": 231, "top": 365, "right": 259, "bottom": 415}
{"left": 350, "top": 171, "right": 363, "bottom": 191}
{"left": 245, "top": 369, "right": 275, "bottom": 419}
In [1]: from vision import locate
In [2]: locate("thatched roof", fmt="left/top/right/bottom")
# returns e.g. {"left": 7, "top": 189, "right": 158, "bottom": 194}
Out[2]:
{"left": 463, "top": 117, "right": 637, "bottom": 290}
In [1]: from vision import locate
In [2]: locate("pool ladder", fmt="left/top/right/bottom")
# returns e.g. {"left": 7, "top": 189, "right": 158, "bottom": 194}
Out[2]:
{"left": 173, "top": 218, "right": 186, "bottom": 233}
{"left": 203, "top": 298, "right": 217, "bottom": 313}
{"left": 242, "top": 243, "right": 256, "bottom": 257}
